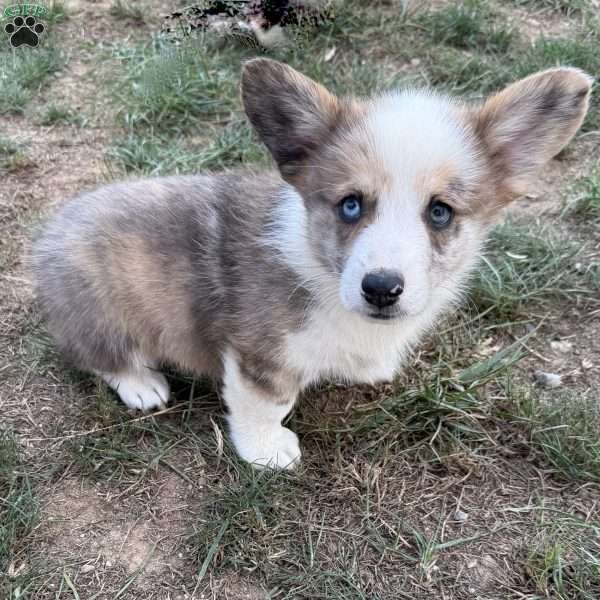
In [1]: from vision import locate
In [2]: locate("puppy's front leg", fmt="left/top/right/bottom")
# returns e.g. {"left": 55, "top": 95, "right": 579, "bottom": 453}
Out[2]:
{"left": 222, "top": 352, "right": 300, "bottom": 470}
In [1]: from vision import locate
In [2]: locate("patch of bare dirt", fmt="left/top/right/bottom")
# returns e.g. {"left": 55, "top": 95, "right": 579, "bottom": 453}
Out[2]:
{"left": 497, "top": 3, "right": 583, "bottom": 42}
{"left": 39, "top": 473, "right": 191, "bottom": 578}
{"left": 0, "top": 120, "right": 108, "bottom": 434}
{"left": 510, "top": 137, "right": 599, "bottom": 218}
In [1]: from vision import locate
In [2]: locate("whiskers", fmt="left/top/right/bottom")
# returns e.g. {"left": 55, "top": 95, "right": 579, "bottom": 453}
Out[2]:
{"left": 287, "top": 267, "right": 343, "bottom": 328}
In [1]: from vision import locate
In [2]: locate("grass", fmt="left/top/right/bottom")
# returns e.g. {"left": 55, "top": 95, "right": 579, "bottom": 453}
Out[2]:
{"left": 513, "top": 386, "right": 600, "bottom": 482}
{"left": 191, "top": 342, "right": 527, "bottom": 594}
{"left": 0, "top": 430, "right": 38, "bottom": 573}
{"left": 65, "top": 373, "right": 217, "bottom": 484}
{"left": 111, "top": 38, "right": 239, "bottom": 132}
{"left": 472, "top": 219, "right": 598, "bottom": 321}
{"left": 424, "top": 47, "right": 509, "bottom": 95}
{"left": 194, "top": 466, "right": 300, "bottom": 577}
{"left": 563, "top": 170, "right": 600, "bottom": 225}
{"left": 110, "top": 0, "right": 147, "bottom": 23}
{"left": 38, "top": 103, "right": 84, "bottom": 126}
{"left": 419, "top": 24, "right": 600, "bottom": 132}
{"left": 0, "top": 137, "right": 29, "bottom": 172}
{"left": 194, "top": 457, "right": 452, "bottom": 596}
{"left": 66, "top": 383, "right": 173, "bottom": 481}
{"left": 107, "top": 120, "right": 267, "bottom": 176}
{"left": 300, "top": 336, "right": 526, "bottom": 462}
{"left": 523, "top": 510, "right": 600, "bottom": 598}
{"left": 285, "top": 50, "right": 407, "bottom": 97}
{"left": 420, "top": 1, "right": 514, "bottom": 54}
{"left": 0, "top": 46, "right": 65, "bottom": 114}
{"left": 45, "top": 0, "right": 69, "bottom": 24}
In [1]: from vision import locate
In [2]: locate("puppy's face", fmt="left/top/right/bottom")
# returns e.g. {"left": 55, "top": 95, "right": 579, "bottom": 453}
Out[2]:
{"left": 242, "top": 60, "right": 592, "bottom": 322}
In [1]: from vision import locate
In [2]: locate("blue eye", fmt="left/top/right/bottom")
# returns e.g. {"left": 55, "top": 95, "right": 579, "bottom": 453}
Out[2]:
{"left": 339, "top": 195, "right": 362, "bottom": 223}
{"left": 428, "top": 199, "right": 453, "bottom": 229}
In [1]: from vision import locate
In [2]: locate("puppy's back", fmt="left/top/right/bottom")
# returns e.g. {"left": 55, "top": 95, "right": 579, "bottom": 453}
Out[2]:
{"left": 30, "top": 174, "right": 279, "bottom": 376}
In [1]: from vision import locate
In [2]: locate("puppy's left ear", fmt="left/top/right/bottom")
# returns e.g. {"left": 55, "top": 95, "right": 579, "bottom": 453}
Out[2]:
{"left": 473, "top": 67, "right": 593, "bottom": 198}
{"left": 241, "top": 58, "right": 341, "bottom": 184}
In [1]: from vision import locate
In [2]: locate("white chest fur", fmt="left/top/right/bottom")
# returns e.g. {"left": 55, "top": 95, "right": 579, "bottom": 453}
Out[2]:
{"left": 284, "top": 305, "right": 432, "bottom": 388}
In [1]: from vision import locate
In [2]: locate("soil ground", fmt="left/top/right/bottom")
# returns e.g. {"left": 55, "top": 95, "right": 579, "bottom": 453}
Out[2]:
{"left": 1, "top": 1, "right": 600, "bottom": 599}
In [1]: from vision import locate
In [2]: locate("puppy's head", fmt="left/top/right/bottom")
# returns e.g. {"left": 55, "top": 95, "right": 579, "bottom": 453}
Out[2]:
{"left": 242, "top": 59, "right": 592, "bottom": 322}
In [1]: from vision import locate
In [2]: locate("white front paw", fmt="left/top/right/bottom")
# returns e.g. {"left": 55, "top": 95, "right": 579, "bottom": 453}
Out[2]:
{"left": 102, "top": 369, "right": 170, "bottom": 412}
{"left": 229, "top": 424, "right": 301, "bottom": 470}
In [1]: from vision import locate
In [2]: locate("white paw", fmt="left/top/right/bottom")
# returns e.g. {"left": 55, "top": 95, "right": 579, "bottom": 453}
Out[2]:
{"left": 101, "top": 368, "right": 170, "bottom": 412}
{"left": 229, "top": 424, "right": 301, "bottom": 470}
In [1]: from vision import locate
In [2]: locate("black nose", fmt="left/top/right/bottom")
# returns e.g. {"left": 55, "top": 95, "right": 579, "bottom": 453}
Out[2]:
{"left": 361, "top": 271, "right": 404, "bottom": 308}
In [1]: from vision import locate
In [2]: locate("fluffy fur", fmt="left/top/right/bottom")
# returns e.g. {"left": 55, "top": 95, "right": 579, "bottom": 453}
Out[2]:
{"left": 31, "top": 59, "right": 592, "bottom": 468}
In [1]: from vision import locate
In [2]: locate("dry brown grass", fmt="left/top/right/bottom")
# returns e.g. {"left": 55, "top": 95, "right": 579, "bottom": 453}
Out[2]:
{"left": 1, "top": 1, "right": 600, "bottom": 598}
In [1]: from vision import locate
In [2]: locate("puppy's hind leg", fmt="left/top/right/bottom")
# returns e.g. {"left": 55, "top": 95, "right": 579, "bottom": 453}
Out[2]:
{"left": 97, "top": 354, "right": 170, "bottom": 412}
{"left": 222, "top": 350, "right": 301, "bottom": 470}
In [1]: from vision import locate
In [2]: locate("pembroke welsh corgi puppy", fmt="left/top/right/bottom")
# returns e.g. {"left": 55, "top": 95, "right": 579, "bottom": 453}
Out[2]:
{"left": 31, "top": 59, "right": 592, "bottom": 468}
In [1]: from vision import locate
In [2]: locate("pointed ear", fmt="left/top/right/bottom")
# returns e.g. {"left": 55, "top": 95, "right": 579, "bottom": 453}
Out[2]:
{"left": 472, "top": 67, "right": 593, "bottom": 198}
{"left": 241, "top": 58, "right": 342, "bottom": 183}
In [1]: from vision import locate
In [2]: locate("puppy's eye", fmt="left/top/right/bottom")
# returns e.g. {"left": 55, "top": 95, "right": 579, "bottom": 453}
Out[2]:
{"left": 428, "top": 199, "right": 453, "bottom": 229}
{"left": 339, "top": 194, "right": 362, "bottom": 223}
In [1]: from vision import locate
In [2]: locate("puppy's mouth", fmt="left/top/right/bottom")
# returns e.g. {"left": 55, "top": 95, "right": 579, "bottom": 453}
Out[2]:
{"left": 364, "top": 308, "right": 407, "bottom": 323}
{"left": 369, "top": 312, "right": 395, "bottom": 321}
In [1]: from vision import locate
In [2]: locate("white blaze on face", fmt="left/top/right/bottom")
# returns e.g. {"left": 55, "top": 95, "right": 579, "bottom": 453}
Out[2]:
{"left": 339, "top": 90, "right": 483, "bottom": 318}
{"left": 339, "top": 197, "right": 431, "bottom": 315}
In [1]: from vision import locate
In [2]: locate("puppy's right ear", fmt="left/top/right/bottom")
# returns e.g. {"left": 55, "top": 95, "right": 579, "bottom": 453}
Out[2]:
{"left": 241, "top": 58, "right": 341, "bottom": 184}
